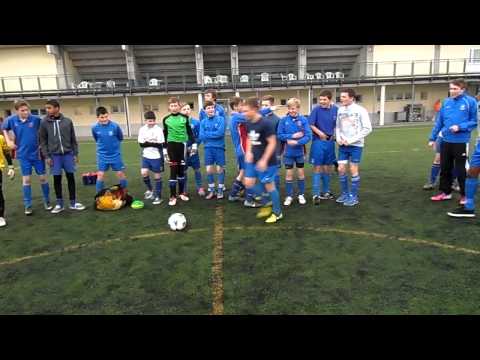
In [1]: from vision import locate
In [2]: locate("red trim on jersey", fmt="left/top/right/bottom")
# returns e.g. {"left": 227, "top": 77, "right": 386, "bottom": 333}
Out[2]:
{"left": 238, "top": 123, "right": 247, "bottom": 154}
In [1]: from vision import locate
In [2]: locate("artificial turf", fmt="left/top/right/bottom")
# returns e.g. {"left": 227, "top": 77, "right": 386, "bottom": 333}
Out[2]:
{"left": 1, "top": 125, "right": 480, "bottom": 314}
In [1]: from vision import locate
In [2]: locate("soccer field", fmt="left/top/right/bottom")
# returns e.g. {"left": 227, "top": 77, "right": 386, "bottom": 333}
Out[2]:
{"left": 1, "top": 125, "right": 480, "bottom": 314}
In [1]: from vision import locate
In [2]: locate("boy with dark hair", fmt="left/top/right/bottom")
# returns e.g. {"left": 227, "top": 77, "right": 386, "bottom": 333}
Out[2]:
{"left": 39, "top": 99, "right": 85, "bottom": 213}
{"left": 309, "top": 89, "right": 338, "bottom": 204}
{"left": 163, "top": 97, "right": 196, "bottom": 206}
{"left": 91, "top": 106, "right": 128, "bottom": 194}
{"left": 2, "top": 99, "right": 51, "bottom": 215}
{"left": 243, "top": 97, "right": 283, "bottom": 223}
{"left": 199, "top": 89, "right": 226, "bottom": 121}
{"left": 138, "top": 110, "right": 165, "bottom": 205}
{"left": 180, "top": 103, "right": 205, "bottom": 196}
{"left": 199, "top": 100, "right": 226, "bottom": 199}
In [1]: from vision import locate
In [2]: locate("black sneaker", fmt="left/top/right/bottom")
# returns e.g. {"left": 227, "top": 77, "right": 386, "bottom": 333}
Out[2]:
{"left": 313, "top": 195, "right": 321, "bottom": 206}
{"left": 447, "top": 206, "right": 476, "bottom": 218}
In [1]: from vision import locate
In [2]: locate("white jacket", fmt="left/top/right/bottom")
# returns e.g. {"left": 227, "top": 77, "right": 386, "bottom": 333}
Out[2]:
{"left": 336, "top": 103, "right": 372, "bottom": 147}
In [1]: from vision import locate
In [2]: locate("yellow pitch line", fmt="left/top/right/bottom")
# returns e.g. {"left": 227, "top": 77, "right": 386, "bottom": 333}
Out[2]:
{"left": 1, "top": 224, "right": 479, "bottom": 268}
{"left": 211, "top": 204, "right": 225, "bottom": 315}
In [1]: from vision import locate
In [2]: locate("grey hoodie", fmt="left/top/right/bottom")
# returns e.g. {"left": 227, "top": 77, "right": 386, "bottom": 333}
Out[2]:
{"left": 39, "top": 113, "right": 79, "bottom": 159}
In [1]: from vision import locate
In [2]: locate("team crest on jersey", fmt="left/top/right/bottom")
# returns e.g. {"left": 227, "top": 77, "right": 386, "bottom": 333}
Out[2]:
{"left": 248, "top": 130, "right": 261, "bottom": 145}
{"left": 460, "top": 104, "right": 466, "bottom": 111}
{"left": 109, "top": 131, "right": 113, "bottom": 136}
{"left": 28, "top": 123, "right": 33, "bottom": 128}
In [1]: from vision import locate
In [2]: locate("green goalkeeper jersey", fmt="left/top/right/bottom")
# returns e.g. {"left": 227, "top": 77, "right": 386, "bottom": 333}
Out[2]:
{"left": 162, "top": 113, "right": 194, "bottom": 143}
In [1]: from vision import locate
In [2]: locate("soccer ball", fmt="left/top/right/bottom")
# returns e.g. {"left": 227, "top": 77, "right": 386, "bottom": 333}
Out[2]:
{"left": 168, "top": 213, "right": 187, "bottom": 231}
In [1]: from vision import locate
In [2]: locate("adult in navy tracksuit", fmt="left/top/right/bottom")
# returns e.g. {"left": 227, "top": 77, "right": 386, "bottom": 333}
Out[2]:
{"left": 308, "top": 90, "right": 338, "bottom": 204}
{"left": 429, "top": 79, "right": 478, "bottom": 203}
{"left": 277, "top": 98, "right": 312, "bottom": 206}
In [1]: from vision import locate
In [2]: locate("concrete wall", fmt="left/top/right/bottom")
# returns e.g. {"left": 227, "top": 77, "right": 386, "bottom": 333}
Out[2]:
{"left": 0, "top": 46, "right": 58, "bottom": 91}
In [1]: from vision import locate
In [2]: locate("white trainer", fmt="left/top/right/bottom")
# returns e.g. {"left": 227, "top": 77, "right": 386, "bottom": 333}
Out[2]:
{"left": 144, "top": 190, "right": 154, "bottom": 200}
{"left": 168, "top": 197, "right": 177, "bottom": 206}
{"left": 284, "top": 196, "right": 293, "bottom": 206}
{"left": 298, "top": 194, "right": 307, "bottom": 205}
{"left": 51, "top": 204, "right": 65, "bottom": 214}
{"left": 179, "top": 193, "right": 190, "bottom": 202}
{"left": 0, "top": 217, "right": 6, "bottom": 227}
{"left": 69, "top": 203, "right": 86, "bottom": 211}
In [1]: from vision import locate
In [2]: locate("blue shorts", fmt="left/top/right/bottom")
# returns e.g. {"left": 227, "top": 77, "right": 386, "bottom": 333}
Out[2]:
{"left": 97, "top": 157, "right": 125, "bottom": 172}
{"left": 470, "top": 142, "right": 480, "bottom": 168}
{"left": 186, "top": 153, "right": 201, "bottom": 169}
{"left": 141, "top": 157, "right": 164, "bottom": 173}
{"left": 236, "top": 154, "right": 245, "bottom": 171}
{"left": 435, "top": 137, "right": 444, "bottom": 154}
{"left": 310, "top": 140, "right": 336, "bottom": 166}
{"left": 338, "top": 145, "right": 363, "bottom": 164}
{"left": 19, "top": 158, "right": 46, "bottom": 176}
{"left": 204, "top": 147, "right": 225, "bottom": 167}
{"left": 51, "top": 153, "right": 76, "bottom": 175}
{"left": 245, "top": 162, "right": 278, "bottom": 184}
{"left": 283, "top": 154, "right": 305, "bottom": 169}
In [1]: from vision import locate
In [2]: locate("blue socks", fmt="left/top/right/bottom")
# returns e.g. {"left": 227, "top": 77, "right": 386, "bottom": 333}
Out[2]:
{"left": 430, "top": 163, "right": 441, "bottom": 184}
{"left": 96, "top": 180, "right": 105, "bottom": 194}
{"left": 218, "top": 170, "right": 225, "bottom": 189}
{"left": 351, "top": 176, "right": 360, "bottom": 198}
{"left": 274, "top": 174, "right": 280, "bottom": 191}
{"left": 143, "top": 176, "right": 152, "bottom": 191}
{"left": 245, "top": 187, "right": 255, "bottom": 202}
{"left": 194, "top": 169, "right": 202, "bottom": 189}
{"left": 23, "top": 185, "right": 32, "bottom": 208}
{"left": 297, "top": 178, "right": 305, "bottom": 195}
{"left": 322, "top": 173, "right": 331, "bottom": 193}
{"left": 312, "top": 172, "right": 321, "bottom": 196}
{"left": 465, "top": 177, "right": 478, "bottom": 211}
{"left": 339, "top": 175, "right": 349, "bottom": 196}
{"left": 119, "top": 179, "right": 128, "bottom": 189}
{"left": 41, "top": 182, "right": 50, "bottom": 203}
{"left": 268, "top": 188, "right": 281, "bottom": 216}
{"left": 155, "top": 178, "right": 162, "bottom": 198}
{"left": 207, "top": 173, "right": 215, "bottom": 192}
{"left": 230, "top": 179, "right": 243, "bottom": 197}
{"left": 285, "top": 180, "right": 294, "bottom": 197}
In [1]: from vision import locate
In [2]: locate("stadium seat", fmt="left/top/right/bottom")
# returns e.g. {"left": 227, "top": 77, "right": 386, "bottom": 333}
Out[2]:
{"left": 204, "top": 76, "right": 213, "bottom": 84}
{"left": 106, "top": 80, "right": 116, "bottom": 89}
{"left": 149, "top": 78, "right": 160, "bottom": 87}
{"left": 315, "top": 72, "right": 325, "bottom": 80}
{"left": 288, "top": 73, "right": 297, "bottom": 81}
{"left": 325, "top": 72, "right": 335, "bottom": 79}
{"left": 260, "top": 72, "right": 270, "bottom": 82}
{"left": 217, "top": 75, "right": 228, "bottom": 84}
{"left": 240, "top": 75, "right": 249, "bottom": 83}
{"left": 280, "top": 73, "right": 288, "bottom": 82}
{"left": 306, "top": 73, "right": 315, "bottom": 80}
{"left": 335, "top": 72, "right": 345, "bottom": 79}
{"left": 77, "top": 81, "right": 89, "bottom": 89}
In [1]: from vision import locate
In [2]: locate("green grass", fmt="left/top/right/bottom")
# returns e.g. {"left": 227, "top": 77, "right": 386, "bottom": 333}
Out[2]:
{"left": 1, "top": 125, "right": 480, "bottom": 314}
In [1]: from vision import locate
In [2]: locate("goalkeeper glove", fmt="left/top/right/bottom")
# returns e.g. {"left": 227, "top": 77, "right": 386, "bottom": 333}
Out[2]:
{"left": 163, "top": 149, "right": 170, "bottom": 163}
{"left": 7, "top": 165, "right": 15, "bottom": 180}
{"left": 190, "top": 143, "right": 198, "bottom": 156}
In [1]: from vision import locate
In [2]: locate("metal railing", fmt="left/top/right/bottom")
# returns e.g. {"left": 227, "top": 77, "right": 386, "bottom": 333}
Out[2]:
{"left": 1, "top": 58, "right": 479, "bottom": 96}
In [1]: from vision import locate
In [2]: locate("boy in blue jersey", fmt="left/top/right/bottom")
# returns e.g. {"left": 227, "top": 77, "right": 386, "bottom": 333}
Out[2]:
{"left": 91, "top": 106, "right": 128, "bottom": 194}
{"left": 228, "top": 96, "right": 248, "bottom": 202}
{"left": 180, "top": 103, "right": 205, "bottom": 197}
{"left": 199, "top": 89, "right": 226, "bottom": 122}
{"left": 199, "top": 100, "right": 226, "bottom": 199}
{"left": 39, "top": 99, "right": 86, "bottom": 214}
{"left": 309, "top": 90, "right": 338, "bottom": 205}
{"left": 429, "top": 79, "right": 477, "bottom": 204}
{"left": 2, "top": 100, "right": 52, "bottom": 215}
{"left": 243, "top": 97, "right": 283, "bottom": 224}
{"left": 277, "top": 98, "right": 312, "bottom": 206}
{"left": 335, "top": 88, "right": 372, "bottom": 207}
